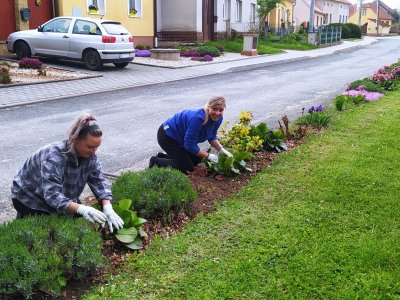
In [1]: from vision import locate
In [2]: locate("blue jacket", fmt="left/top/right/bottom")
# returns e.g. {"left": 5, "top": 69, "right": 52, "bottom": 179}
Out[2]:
{"left": 163, "top": 108, "right": 223, "bottom": 155}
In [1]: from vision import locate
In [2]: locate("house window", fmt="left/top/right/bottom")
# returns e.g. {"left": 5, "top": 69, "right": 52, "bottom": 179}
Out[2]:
{"left": 223, "top": 0, "right": 228, "bottom": 20}
{"left": 235, "top": 0, "right": 242, "bottom": 22}
{"left": 250, "top": 3, "right": 256, "bottom": 23}
{"left": 86, "top": 0, "right": 105, "bottom": 14}
{"left": 362, "top": 8, "right": 367, "bottom": 16}
{"left": 128, "top": 0, "right": 142, "bottom": 17}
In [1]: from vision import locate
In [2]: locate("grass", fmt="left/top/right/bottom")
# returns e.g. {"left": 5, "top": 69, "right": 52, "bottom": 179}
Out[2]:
{"left": 84, "top": 91, "right": 400, "bottom": 299}
{"left": 205, "top": 35, "right": 316, "bottom": 55}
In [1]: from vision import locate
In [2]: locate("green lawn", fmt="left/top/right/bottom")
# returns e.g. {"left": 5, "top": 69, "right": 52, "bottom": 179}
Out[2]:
{"left": 84, "top": 91, "right": 400, "bottom": 299}
{"left": 205, "top": 36, "right": 316, "bottom": 55}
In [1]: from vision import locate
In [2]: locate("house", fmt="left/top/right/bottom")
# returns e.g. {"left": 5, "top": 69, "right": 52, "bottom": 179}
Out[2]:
{"left": 293, "top": 0, "right": 325, "bottom": 29}
{"left": 348, "top": 0, "right": 398, "bottom": 35}
{"left": 315, "top": 0, "right": 351, "bottom": 24}
{"left": 268, "top": 0, "right": 297, "bottom": 33}
{"left": 155, "top": 0, "right": 258, "bottom": 43}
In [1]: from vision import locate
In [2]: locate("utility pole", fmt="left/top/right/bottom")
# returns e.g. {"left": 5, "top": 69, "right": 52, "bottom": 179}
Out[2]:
{"left": 358, "top": 0, "right": 363, "bottom": 28}
{"left": 309, "top": 0, "right": 315, "bottom": 32}
{"left": 376, "top": 0, "right": 380, "bottom": 35}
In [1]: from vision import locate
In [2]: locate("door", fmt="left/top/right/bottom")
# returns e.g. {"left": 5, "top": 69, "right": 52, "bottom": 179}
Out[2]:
{"left": 202, "top": 0, "right": 215, "bottom": 41}
{"left": 28, "top": 0, "right": 54, "bottom": 29}
{"left": 30, "top": 18, "right": 71, "bottom": 57}
{"left": 0, "top": 0, "right": 16, "bottom": 40}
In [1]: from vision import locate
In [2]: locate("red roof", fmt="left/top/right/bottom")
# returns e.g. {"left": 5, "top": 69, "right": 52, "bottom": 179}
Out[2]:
{"left": 363, "top": 1, "right": 397, "bottom": 20}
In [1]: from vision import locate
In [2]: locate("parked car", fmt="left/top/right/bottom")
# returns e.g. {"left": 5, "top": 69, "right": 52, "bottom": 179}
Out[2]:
{"left": 6, "top": 17, "right": 135, "bottom": 70}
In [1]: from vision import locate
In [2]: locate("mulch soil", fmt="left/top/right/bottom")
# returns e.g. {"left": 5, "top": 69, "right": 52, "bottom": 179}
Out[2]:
{"left": 30, "top": 139, "right": 304, "bottom": 300}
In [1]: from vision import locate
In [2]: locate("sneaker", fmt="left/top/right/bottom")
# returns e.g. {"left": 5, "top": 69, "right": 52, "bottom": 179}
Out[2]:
{"left": 149, "top": 156, "right": 157, "bottom": 168}
{"left": 156, "top": 152, "right": 168, "bottom": 159}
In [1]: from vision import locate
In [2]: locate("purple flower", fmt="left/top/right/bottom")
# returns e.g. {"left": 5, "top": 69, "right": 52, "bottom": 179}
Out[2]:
{"left": 343, "top": 90, "right": 384, "bottom": 102}
{"left": 356, "top": 85, "right": 366, "bottom": 91}
{"left": 18, "top": 57, "right": 42, "bottom": 69}
{"left": 135, "top": 49, "right": 151, "bottom": 57}
{"left": 203, "top": 55, "right": 213, "bottom": 61}
{"left": 315, "top": 104, "right": 323, "bottom": 112}
{"left": 180, "top": 50, "right": 199, "bottom": 57}
{"left": 308, "top": 106, "right": 315, "bottom": 113}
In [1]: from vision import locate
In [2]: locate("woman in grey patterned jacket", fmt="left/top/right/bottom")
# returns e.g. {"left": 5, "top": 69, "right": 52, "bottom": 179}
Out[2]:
{"left": 11, "top": 113, "right": 123, "bottom": 233}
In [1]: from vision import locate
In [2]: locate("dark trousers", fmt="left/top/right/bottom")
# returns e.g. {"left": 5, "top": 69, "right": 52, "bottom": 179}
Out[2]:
{"left": 12, "top": 198, "right": 49, "bottom": 219}
{"left": 154, "top": 125, "right": 202, "bottom": 174}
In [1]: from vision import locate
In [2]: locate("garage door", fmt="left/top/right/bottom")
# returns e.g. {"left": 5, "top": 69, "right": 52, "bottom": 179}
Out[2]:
{"left": 0, "top": 0, "right": 16, "bottom": 40}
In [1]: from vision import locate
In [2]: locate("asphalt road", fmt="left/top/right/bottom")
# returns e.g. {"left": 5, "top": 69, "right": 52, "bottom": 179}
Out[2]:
{"left": 1, "top": 38, "right": 399, "bottom": 223}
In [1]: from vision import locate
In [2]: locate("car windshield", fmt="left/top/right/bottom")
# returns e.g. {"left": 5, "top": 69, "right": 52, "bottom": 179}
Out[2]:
{"left": 101, "top": 22, "right": 130, "bottom": 35}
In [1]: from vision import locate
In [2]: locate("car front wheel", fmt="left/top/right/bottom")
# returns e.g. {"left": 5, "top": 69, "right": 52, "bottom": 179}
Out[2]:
{"left": 83, "top": 50, "right": 103, "bottom": 71}
{"left": 15, "top": 41, "right": 31, "bottom": 60}
{"left": 113, "top": 62, "right": 130, "bottom": 68}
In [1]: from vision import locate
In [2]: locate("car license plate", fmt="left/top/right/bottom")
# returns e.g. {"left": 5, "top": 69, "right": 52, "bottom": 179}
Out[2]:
{"left": 120, "top": 53, "right": 129, "bottom": 58}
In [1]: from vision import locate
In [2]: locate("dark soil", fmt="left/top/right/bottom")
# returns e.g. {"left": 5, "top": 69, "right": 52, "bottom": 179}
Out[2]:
{"left": 28, "top": 140, "right": 303, "bottom": 299}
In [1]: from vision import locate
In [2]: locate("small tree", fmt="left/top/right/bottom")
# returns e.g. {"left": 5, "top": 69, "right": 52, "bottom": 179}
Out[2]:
{"left": 257, "top": 0, "right": 285, "bottom": 39}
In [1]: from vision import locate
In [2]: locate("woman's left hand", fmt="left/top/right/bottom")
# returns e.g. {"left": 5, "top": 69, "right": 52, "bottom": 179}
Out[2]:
{"left": 219, "top": 147, "right": 233, "bottom": 157}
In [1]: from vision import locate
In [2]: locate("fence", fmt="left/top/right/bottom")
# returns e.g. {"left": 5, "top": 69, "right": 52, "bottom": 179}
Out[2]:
{"left": 318, "top": 26, "right": 342, "bottom": 46}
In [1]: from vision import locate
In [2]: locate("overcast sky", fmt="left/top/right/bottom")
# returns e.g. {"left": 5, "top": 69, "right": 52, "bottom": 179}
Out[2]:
{"left": 348, "top": 0, "right": 400, "bottom": 9}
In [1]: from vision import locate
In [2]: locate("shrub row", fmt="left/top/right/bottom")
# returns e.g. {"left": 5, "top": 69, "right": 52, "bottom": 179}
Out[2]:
{"left": 0, "top": 215, "right": 104, "bottom": 298}
{"left": 328, "top": 23, "right": 361, "bottom": 39}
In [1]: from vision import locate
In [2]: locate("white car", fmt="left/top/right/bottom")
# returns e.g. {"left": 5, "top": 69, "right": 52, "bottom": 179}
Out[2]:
{"left": 7, "top": 17, "right": 135, "bottom": 70}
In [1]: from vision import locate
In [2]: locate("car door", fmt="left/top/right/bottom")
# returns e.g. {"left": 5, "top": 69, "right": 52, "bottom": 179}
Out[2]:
{"left": 29, "top": 18, "right": 72, "bottom": 57}
{"left": 68, "top": 20, "right": 103, "bottom": 59}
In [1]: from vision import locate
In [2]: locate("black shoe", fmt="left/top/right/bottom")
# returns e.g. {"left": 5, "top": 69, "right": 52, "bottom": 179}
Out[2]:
{"left": 157, "top": 152, "right": 168, "bottom": 159}
{"left": 149, "top": 156, "right": 157, "bottom": 168}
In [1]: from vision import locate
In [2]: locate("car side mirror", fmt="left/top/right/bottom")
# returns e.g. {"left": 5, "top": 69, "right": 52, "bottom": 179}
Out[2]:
{"left": 37, "top": 26, "right": 43, "bottom": 32}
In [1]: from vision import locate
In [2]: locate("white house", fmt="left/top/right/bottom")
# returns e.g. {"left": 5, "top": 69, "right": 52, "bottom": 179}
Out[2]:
{"left": 156, "top": 0, "right": 258, "bottom": 43}
{"left": 316, "top": 0, "right": 351, "bottom": 24}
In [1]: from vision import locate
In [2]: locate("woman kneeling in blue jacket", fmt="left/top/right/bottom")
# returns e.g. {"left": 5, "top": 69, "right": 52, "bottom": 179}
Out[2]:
{"left": 149, "top": 96, "right": 233, "bottom": 174}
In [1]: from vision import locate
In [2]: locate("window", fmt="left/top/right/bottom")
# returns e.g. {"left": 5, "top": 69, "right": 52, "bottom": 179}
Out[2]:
{"left": 86, "top": 0, "right": 105, "bottom": 14}
{"left": 42, "top": 18, "right": 72, "bottom": 33}
{"left": 128, "top": 0, "right": 142, "bottom": 17}
{"left": 250, "top": 3, "right": 256, "bottom": 23}
{"left": 235, "top": 0, "right": 242, "bottom": 22}
{"left": 362, "top": 8, "right": 367, "bottom": 16}
{"left": 223, "top": 0, "right": 228, "bottom": 20}
{"left": 72, "top": 20, "right": 101, "bottom": 35}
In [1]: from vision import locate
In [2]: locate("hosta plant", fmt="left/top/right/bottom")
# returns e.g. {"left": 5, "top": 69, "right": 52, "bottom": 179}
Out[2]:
{"left": 203, "top": 150, "right": 253, "bottom": 176}
{"left": 249, "top": 122, "right": 288, "bottom": 153}
{"left": 93, "top": 199, "right": 147, "bottom": 250}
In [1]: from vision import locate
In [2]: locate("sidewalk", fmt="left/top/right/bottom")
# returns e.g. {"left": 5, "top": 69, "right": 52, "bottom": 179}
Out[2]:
{"left": 0, "top": 37, "right": 378, "bottom": 109}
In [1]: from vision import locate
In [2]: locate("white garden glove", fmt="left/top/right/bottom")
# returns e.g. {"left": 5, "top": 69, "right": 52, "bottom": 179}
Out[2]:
{"left": 219, "top": 147, "right": 233, "bottom": 157}
{"left": 77, "top": 205, "right": 107, "bottom": 226}
{"left": 207, "top": 153, "right": 219, "bottom": 163}
{"left": 103, "top": 203, "right": 124, "bottom": 233}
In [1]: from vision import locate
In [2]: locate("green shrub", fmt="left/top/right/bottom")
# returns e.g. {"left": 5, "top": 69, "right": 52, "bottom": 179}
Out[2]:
{"left": 135, "top": 44, "right": 146, "bottom": 50}
{"left": 349, "top": 78, "right": 384, "bottom": 93}
{"left": 112, "top": 168, "right": 197, "bottom": 224}
{"left": 0, "top": 216, "right": 104, "bottom": 298}
{"left": 196, "top": 45, "right": 221, "bottom": 57}
{"left": 0, "top": 66, "right": 11, "bottom": 84}
{"left": 203, "top": 150, "right": 253, "bottom": 176}
{"left": 346, "top": 23, "right": 362, "bottom": 38}
{"left": 334, "top": 94, "right": 366, "bottom": 111}
{"left": 329, "top": 23, "right": 350, "bottom": 39}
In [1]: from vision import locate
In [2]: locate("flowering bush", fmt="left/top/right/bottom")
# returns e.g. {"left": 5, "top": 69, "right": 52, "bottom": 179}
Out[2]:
{"left": 348, "top": 78, "right": 384, "bottom": 93}
{"left": 392, "top": 66, "right": 400, "bottom": 79}
{"left": 191, "top": 55, "right": 213, "bottom": 62}
{"left": 371, "top": 65, "right": 397, "bottom": 91}
{"left": 180, "top": 50, "right": 199, "bottom": 57}
{"left": 135, "top": 49, "right": 151, "bottom": 57}
{"left": 343, "top": 89, "right": 384, "bottom": 102}
{"left": 296, "top": 105, "right": 331, "bottom": 129}
{"left": 219, "top": 111, "right": 263, "bottom": 152}
{"left": 18, "top": 57, "right": 42, "bottom": 69}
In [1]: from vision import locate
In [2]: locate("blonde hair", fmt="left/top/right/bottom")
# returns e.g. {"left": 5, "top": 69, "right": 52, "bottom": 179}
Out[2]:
{"left": 66, "top": 113, "right": 102, "bottom": 152}
{"left": 202, "top": 96, "right": 226, "bottom": 125}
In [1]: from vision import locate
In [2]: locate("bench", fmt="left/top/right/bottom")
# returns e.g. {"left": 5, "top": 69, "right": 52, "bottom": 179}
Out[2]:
{"left": 150, "top": 48, "right": 181, "bottom": 61}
